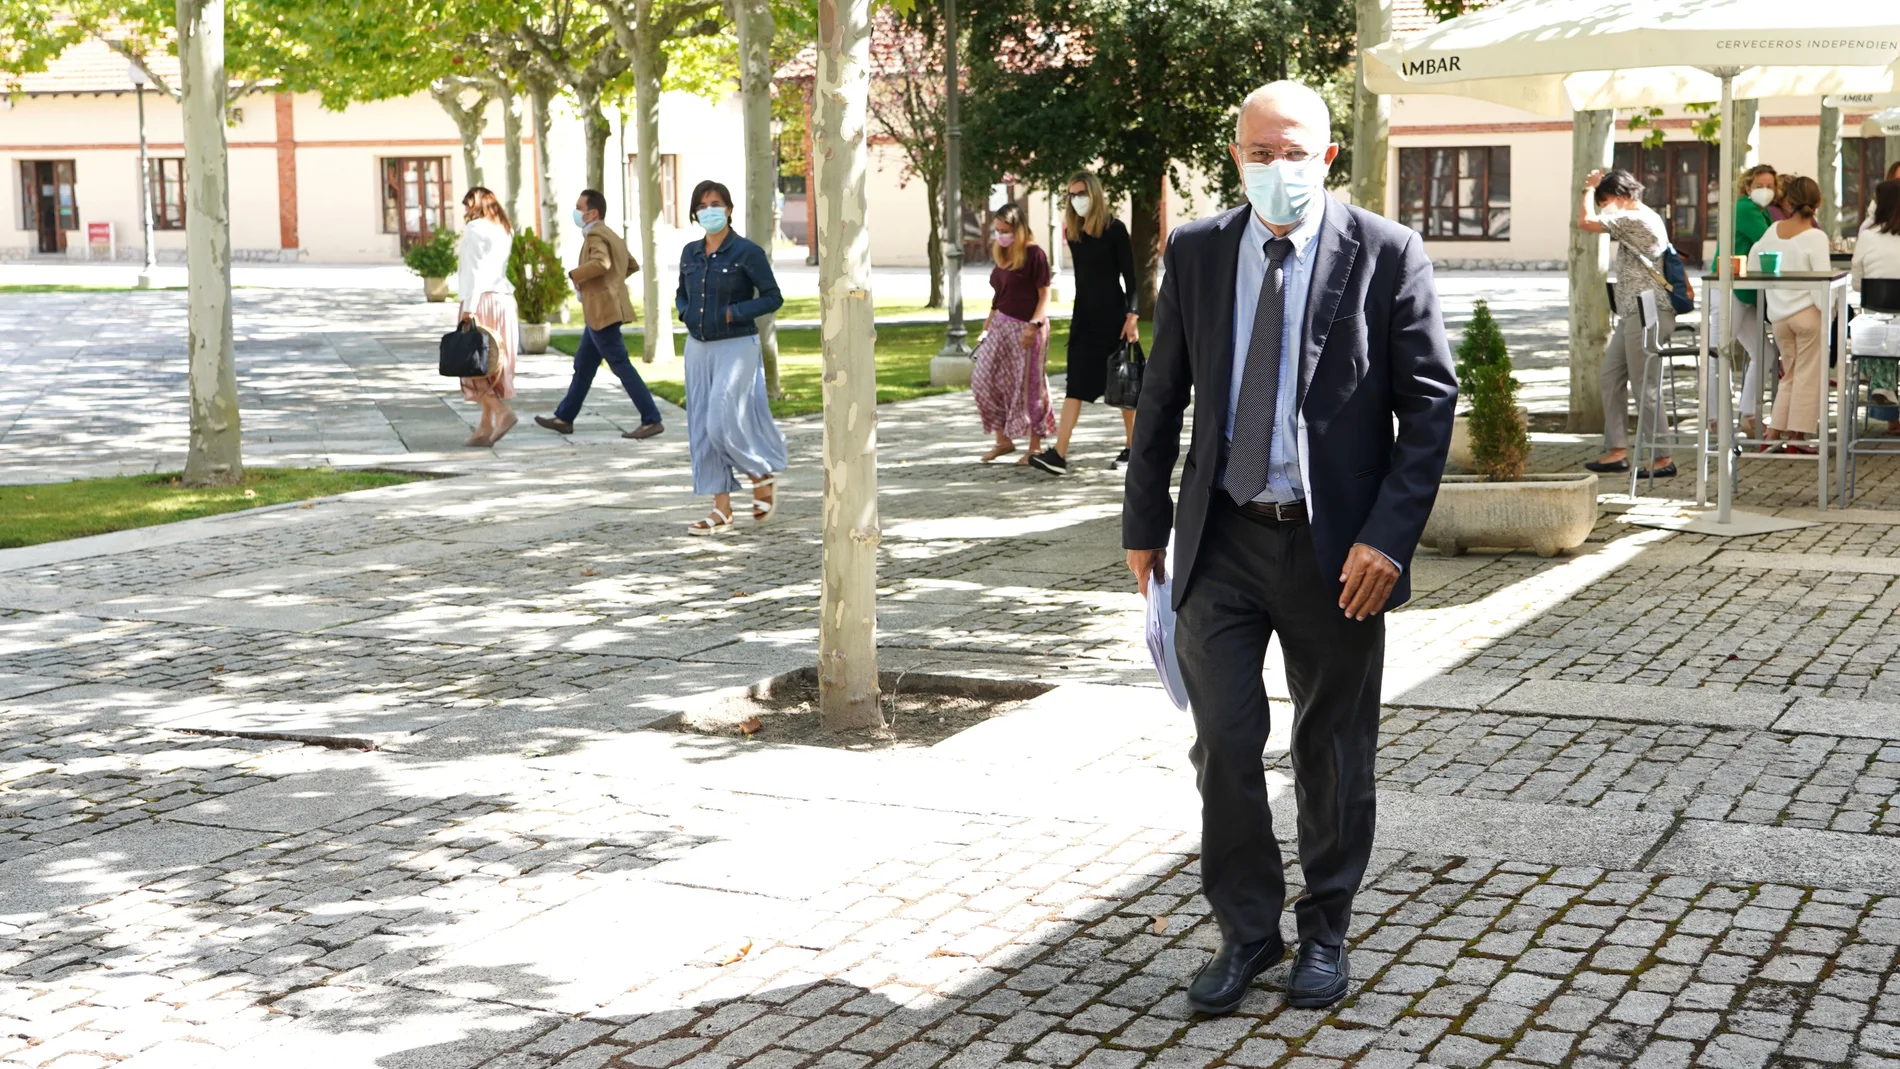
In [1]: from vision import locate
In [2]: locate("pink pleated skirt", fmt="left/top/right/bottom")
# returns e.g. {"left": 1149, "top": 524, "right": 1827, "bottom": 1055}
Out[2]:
{"left": 461, "top": 290, "right": 519, "bottom": 401}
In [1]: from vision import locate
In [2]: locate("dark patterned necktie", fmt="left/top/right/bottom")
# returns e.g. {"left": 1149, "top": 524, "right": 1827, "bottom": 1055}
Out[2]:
{"left": 1226, "top": 237, "right": 1296, "bottom": 505}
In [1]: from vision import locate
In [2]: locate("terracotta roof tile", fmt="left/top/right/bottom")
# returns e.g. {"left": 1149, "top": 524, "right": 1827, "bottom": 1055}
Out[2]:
{"left": 7, "top": 36, "right": 184, "bottom": 95}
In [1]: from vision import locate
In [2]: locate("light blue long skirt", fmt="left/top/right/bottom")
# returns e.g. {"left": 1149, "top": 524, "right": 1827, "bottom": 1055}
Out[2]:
{"left": 685, "top": 333, "right": 788, "bottom": 496}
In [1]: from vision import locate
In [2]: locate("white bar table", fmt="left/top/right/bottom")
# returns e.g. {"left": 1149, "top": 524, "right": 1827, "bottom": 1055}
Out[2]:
{"left": 1696, "top": 270, "right": 1852, "bottom": 511}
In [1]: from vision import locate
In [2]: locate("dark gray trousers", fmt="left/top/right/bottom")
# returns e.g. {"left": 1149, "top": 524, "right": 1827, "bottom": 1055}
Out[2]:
{"left": 1174, "top": 498, "right": 1383, "bottom": 948}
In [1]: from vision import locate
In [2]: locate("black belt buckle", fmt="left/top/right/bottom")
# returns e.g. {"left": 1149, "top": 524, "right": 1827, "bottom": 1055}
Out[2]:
{"left": 1238, "top": 498, "right": 1305, "bottom": 523}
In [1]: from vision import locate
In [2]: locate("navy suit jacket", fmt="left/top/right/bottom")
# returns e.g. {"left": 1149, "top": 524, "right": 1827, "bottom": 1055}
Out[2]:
{"left": 1122, "top": 197, "right": 1457, "bottom": 612}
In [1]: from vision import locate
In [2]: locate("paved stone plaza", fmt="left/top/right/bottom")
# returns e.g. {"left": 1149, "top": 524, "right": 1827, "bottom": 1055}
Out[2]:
{"left": 4, "top": 276, "right": 1900, "bottom": 1069}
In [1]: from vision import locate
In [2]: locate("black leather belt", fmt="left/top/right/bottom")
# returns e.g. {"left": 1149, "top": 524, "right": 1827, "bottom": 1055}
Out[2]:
{"left": 1235, "top": 498, "right": 1307, "bottom": 523}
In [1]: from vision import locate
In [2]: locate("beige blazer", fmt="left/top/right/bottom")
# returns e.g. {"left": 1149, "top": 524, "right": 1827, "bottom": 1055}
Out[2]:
{"left": 569, "top": 223, "right": 639, "bottom": 330}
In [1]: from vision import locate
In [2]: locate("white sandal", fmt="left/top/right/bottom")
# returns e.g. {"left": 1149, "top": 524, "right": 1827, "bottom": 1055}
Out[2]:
{"left": 751, "top": 476, "right": 777, "bottom": 523}
{"left": 688, "top": 508, "right": 735, "bottom": 536}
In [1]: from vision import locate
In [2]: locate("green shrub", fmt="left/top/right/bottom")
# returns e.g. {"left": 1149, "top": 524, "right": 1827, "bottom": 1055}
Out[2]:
{"left": 1456, "top": 298, "right": 1529, "bottom": 482}
{"left": 508, "top": 227, "right": 571, "bottom": 324}
{"left": 402, "top": 227, "right": 458, "bottom": 278}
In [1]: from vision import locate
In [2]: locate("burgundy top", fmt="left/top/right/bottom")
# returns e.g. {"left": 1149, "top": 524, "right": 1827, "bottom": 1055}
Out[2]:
{"left": 990, "top": 244, "right": 1051, "bottom": 322}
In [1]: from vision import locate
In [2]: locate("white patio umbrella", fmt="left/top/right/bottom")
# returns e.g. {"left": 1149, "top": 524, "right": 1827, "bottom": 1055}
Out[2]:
{"left": 1366, "top": 0, "right": 1900, "bottom": 524}
{"left": 1865, "top": 109, "right": 1900, "bottom": 137}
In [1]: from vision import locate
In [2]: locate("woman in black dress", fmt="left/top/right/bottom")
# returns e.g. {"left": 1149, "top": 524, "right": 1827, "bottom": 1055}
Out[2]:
{"left": 1030, "top": 171, "right": 1139, "bottom": 476}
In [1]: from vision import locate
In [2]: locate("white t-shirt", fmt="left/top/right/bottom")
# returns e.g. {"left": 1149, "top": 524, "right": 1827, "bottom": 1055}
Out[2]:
{"left": 457, "top": 218, "right": 515, "bottom": 314}
{"left": 1851, "top": 221, "right": 1900, "bottom": 291}
{"left": 1749, "top": 220, "right": 1830, "bottom": 322}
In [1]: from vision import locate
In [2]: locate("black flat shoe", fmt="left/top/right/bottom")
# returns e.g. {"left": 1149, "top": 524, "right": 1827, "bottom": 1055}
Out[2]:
{"left": 1636, "top": 463, "right": 1677, "bottom": 478}
{"left": 1583, "top": 458, "right": 1630, "bottom": 473}
{"left": 1286, "top": 941, "right": 1350, "bottom": 1009}
{"left": 1186, "top": 934, "right": 1284, "bottom": 1015}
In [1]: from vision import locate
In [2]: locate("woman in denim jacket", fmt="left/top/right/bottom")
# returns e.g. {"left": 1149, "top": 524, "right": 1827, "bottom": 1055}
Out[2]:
{"left": 676, "top": 179, "right": 788, "bottom": 535}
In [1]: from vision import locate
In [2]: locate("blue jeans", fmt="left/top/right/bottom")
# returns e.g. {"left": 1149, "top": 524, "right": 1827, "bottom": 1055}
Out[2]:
{"left": 554, "top": 322, "right": 662, "bottom": 427}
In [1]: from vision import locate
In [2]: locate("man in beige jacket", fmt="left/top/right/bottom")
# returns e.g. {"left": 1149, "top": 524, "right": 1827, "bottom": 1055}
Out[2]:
{"left": 535, "top": 189, "right": 665, "bottom": 439}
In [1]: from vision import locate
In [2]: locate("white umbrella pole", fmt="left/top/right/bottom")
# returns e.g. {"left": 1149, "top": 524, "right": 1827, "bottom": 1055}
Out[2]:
{"left": 1716, "top": 71, "right": 1738, "bottom": 525}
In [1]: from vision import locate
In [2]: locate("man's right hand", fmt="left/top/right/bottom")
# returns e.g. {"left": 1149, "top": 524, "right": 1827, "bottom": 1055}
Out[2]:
{"left": 1127, "top": 549, "right": 1166, "bottom": 598}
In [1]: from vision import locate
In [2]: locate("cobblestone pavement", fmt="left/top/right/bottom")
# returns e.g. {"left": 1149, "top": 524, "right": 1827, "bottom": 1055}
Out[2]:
{"left": 6, "top": 281, "right": 1900, "bottom": 1068}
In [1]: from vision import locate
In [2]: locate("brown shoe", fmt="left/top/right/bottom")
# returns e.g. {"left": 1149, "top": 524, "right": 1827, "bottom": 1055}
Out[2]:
{"left": 622, "top": 422, "right": 664, "bottom": 440}
{"left": 535, "top": 415, "right": 574, "bottom": 434}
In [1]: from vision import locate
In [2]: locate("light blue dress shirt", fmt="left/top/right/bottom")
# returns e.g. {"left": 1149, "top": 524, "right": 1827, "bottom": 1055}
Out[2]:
{"left": 1222, "top": 200, "right": 1324, "bottom": 504}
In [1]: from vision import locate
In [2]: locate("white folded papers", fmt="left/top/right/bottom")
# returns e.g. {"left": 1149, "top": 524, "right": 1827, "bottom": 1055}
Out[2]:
{"left": 1144, "top": 573, "right": 1190, "bottom": 710}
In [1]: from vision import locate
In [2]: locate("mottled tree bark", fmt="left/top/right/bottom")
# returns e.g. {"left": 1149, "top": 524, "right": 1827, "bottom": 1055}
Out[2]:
{"left": 1129, "top": 170, "right": 1164, "bottom": 319}
{"left": 1817, "top": 104, "right": 1842, "bottom": 241}
{"left": 734, "top": 0, "right": 781, "bottom": 395}
{"left": 430, "top": 79, "right": 490, "bottom": 189}
{"left": 529, "top": 75, "right": 560, "bottom": 247}
{"left": 1567, "top": 109, "right": 1614, "bottom": 435}
{"left": 629, "top": 30, "right": 676, "bottom": 364}
{"left": 494, "top": 78, "right": 524, "bottom": 227}
{"left": 178, "top": 0, "right": 241, "bottom": 486}
{"left": 1351, "top": 0, "right": 1391, "bottom": 215}
{"left": 814, "top": 0, "right": 882, "bottom": 730}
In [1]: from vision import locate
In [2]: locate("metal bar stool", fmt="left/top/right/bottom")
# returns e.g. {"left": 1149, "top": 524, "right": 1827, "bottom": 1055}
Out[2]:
{"left": 1630, "top": 288, "right": 1703, "bottom": 497}
{"left": 1843, "top": 278, "right": 1900, "bottom": 504}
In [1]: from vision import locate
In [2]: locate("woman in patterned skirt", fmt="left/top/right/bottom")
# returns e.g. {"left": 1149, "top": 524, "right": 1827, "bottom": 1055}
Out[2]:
{"left": 971, "top": 202, "right": 1055, "bottom": 463}
{"left": 456, "top": 187, "right": 519, "bottom": 446}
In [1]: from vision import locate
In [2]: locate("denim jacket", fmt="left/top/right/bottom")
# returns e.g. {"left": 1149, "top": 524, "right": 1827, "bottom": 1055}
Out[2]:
{"left": 675, "top": 232, "right": 783, "bottom": 342}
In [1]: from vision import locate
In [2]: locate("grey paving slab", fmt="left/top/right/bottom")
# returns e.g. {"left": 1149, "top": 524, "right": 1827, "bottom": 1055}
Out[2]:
{"left": 1385, "top": 670, "right": 1522, "bottom": 711}
{"left": 168, "top": 769, "right": 394, "bottom": 832}
{"left": 403, "top": 880, "right": 825, "bottom": 1014}
{"left": 1773, "top": 695, "right": 1900, "bottom": 740}
{"left": 1645, "top": 819, "right": 1900, "bottom": 891}
{"left": 0, "top": 820, "right": 273, "bottom": 923}
{"left": 200, "top": 984, "right": 566, "bottom": 1069}
{"left": 0, "top": 671, "right": 74, "bottom": 701}
{"left": 74, "top": 593, "right": 375, "bottom": 632}
{"left": 1371, "top": 792, "right": 1673, "bottom": 868}
{"left": 1483, "top": 678, "right": 1790, "bottom": 729}
{"left": 1709, "top": 548, "right": 1900, "bottom": 574}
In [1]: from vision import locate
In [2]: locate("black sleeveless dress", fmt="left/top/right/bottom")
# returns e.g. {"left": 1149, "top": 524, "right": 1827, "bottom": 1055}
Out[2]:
{"left": 1064, "top": 218, "right": 1138, "bottom": 402}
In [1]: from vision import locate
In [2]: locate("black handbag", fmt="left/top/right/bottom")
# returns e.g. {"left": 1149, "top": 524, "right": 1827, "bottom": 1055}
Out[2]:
{"left": 438, "top": 321, "right": 490, "bottom": 378}
{"left": 1104, "top": 339, "right": 1145, "bottom": 410}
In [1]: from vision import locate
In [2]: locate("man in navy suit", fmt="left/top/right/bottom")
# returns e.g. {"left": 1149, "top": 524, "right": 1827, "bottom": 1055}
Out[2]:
{"left": 1122, "top": 81, "right": 1455, "bottom": 1014}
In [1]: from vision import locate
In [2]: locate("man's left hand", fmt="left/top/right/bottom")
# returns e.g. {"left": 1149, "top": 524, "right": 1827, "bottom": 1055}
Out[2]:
{"left": 1338, "top": 543, "right": 1399, "bottom": 621}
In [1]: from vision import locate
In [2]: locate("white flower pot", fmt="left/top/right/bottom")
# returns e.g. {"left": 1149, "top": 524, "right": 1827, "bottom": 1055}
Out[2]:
{"left": 1422, "top": 472, "right": 1598, "bottom": 558}
{"left": 520, "top": 322, "right": 551, "bottom": 355}
{"left": 422, "top": 276, "right": 450, "bottom": 303}
{"left": 1447, "top": 406, "right": 1529, "bottom": 473}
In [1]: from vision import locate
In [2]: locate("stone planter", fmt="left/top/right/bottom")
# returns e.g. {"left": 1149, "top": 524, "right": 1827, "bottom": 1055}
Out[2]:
{"left": 1422, "top": 472, "right": 1598, "bottom": 558}
{"left": 520, "top": 322, "right": 551, "bottom": 355}
{"left": 1447, "top": 406, "right": 1529, "bottom": 473}
{"left": 422, "top": 276, "right": 450, "bottom": 303}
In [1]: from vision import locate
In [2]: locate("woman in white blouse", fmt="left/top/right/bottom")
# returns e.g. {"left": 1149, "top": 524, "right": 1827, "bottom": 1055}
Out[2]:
{"left": 1749, "top": 175, "right": 1831, "bottom": 453}
{"left": 456, "top": 187, "right": 520, "bottom": 446}
{"left": 1852, "top": 179, "right": 1900, "bottom": 291}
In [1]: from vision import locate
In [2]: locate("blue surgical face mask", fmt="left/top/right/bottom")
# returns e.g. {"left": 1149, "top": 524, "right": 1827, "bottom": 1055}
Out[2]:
{"left": 1241, "top": 157, "right": 1330, "bottom": 226}
{"left": 571, "top": 208, "right": 588, "bottom": 229}
{"left": 697, "top": 206, "right": 728, "bottom": 234}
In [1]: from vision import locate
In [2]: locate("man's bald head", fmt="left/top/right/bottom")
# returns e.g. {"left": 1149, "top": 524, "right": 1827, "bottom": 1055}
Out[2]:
{"left": 1234, "top": 81, "right": 1332, "bottom": 146}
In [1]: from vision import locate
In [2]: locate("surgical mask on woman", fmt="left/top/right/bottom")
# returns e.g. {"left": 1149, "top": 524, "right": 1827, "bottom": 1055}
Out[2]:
{"left": 994, "top": 231, "right": 1016, "bottom": 248}
{"left": 697, "top": 206, "right": 728, "bottom": 233}
{"left": 1070, "top": 195, "right": 1093, "bottom": 217}
{"left": 1749, "top": 187, "right": 1775, "bottom": 208}
{"left": 1242, "top": 157, "right": 1330, "bottom": 226}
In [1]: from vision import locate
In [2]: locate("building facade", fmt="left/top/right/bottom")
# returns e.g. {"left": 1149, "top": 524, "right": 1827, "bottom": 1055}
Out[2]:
{"left": 2, "top": 38, "right": 748, "bottom": 268}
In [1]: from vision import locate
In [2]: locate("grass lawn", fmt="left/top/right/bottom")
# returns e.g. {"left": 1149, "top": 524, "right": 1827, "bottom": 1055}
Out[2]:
{"left": 0, "top": 468, "right": 422, "bottom": 549}
{"left": 567, "top": 294, "right": 1071, "bottom": 326}
{"left": 553, "top": 318, "right": 1157, "bottom": 421}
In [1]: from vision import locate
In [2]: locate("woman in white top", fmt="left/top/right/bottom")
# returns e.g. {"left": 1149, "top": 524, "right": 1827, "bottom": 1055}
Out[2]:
{"left": 456, "top": 187, "right": 520, "bottom": 446}
{"left": 1749, "top": 175, "right": 1832, "bottom": 452}
{"left": 1851, "top": 179, "right": 1900, "bottom": 291}
{"left": 1853, "top": 180, "right": 1900, "bottom": 431}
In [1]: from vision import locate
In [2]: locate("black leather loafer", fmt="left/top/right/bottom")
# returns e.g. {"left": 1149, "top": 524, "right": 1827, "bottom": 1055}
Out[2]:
{"left": 1583, "top": 458, "right": 1630, "bottom": 473}
{"left": 1637, "top": 462, "right": 1677, "bottom": 478}
{"left": 1286, "top": 941, "right": 1350, "bottom": 1008}
{"left": 1187, "top": 935, "right": 1284, "bottom": 1015}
